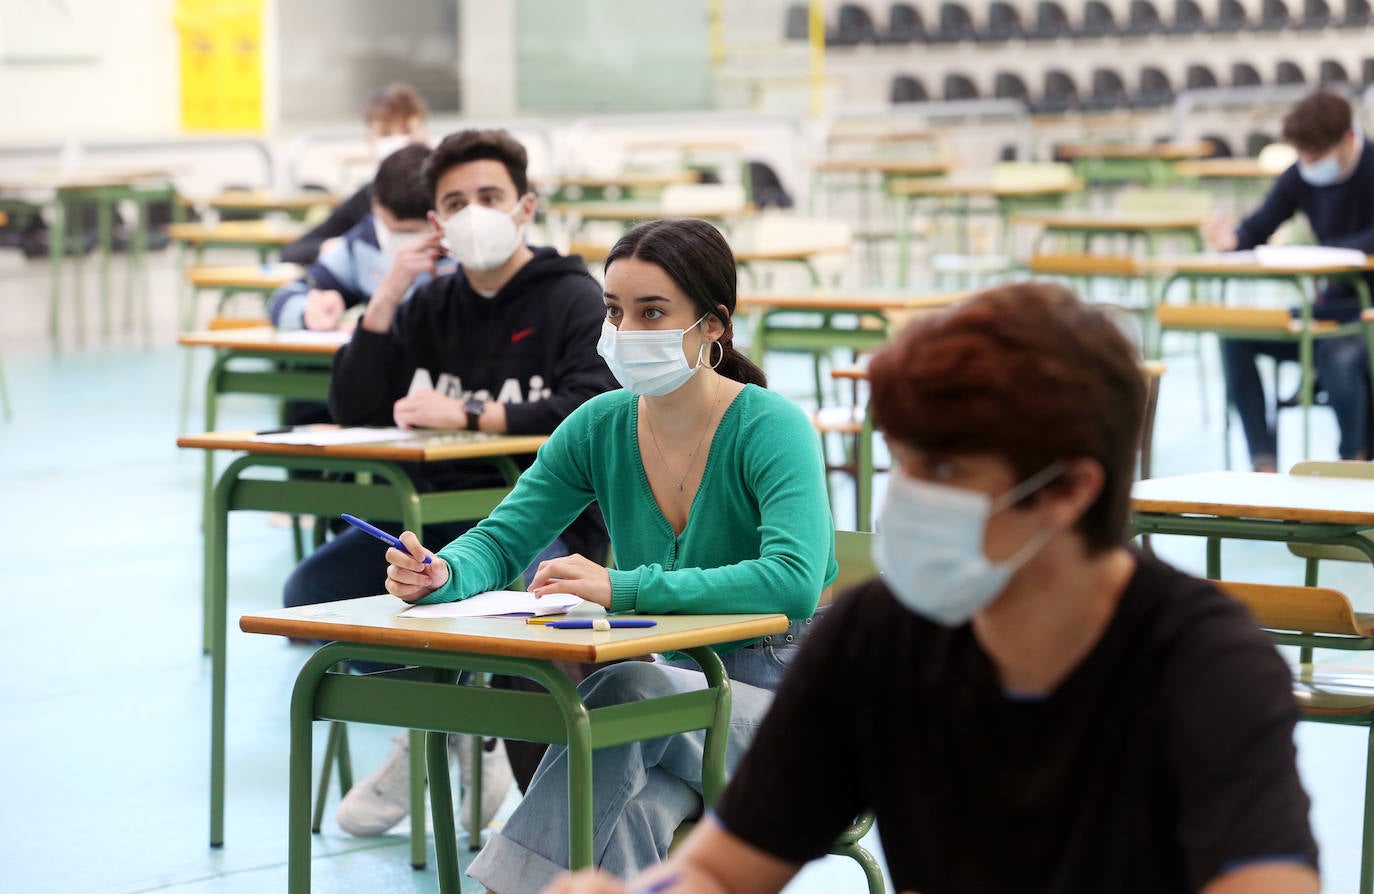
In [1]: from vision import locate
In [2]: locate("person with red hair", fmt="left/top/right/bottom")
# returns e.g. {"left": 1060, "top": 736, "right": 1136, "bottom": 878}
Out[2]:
{"left": 545, "top": 283, "right": 1319, "bottom": 894}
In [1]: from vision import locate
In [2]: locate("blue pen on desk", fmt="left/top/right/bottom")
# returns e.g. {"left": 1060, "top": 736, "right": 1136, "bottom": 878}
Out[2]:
{"left": 636, "top": 874, "right": 680, "bottom": 894}
{"left": 545, "top": 619, "right": 657, "bottom": 630}
{"left": 340, "top": 513, "right": 431, "bottom": 564}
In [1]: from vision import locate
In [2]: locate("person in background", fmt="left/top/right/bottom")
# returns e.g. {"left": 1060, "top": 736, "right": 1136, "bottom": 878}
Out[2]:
{"left": 267, "top": 144, "right": 453, "bottom": 332}
{"left": 281, "top": 82, "right": 430, "bottom": 266}
{"left": 283, "top": 127, "right": 617, "bottom": 841}
{"left": 1203, "top": 91, "right": 1374, "bottom": 471}
{"left": 545, "top": 283, "right": 1319, "bottom": 894}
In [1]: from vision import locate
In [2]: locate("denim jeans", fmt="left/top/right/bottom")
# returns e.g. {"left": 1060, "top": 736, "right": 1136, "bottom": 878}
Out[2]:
{"left": 465, "top": 614, "right": 819, "bottom": 892}
{"left": 1219, "top": 333, "right": 1371, "bottom": 468}
{"left": 283, "top": 520, "right": 568, "bottom": 672}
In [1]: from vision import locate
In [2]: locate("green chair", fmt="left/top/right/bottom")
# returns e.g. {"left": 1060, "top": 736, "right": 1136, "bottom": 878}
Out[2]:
{"left": 1219, "top": 579, "right": 1374, "bottom": 894}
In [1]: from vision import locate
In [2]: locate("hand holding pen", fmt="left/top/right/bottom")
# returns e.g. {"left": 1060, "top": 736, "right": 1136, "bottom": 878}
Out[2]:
{"left": 338, "top": 515, "right": 450, "bottom": 604}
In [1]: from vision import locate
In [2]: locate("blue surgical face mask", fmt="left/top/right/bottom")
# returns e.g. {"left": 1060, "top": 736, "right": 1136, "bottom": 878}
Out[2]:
{"left": 597, "top": 315, "right": 709, "bottom": 397}
{"left": 1298, "top": 152, "right": 1343, "bottom": 187}
{"left": 873, "top": 462, "right": 1065, "bottom": 627}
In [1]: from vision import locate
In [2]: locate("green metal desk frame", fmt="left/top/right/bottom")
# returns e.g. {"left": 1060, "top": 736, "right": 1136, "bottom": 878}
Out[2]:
{"left": 206, "top": 451, "right": 523, "bottom": 856}
{"left": 1132, "top": 512, "right": 1374, "bottom": 581}
{"left": 286, "top": 641, "right": 733, "bottom": 894}
{"left": 746, "top": 308, "right": 888, "bottom": 408}
{"left": 1157, "top": 270, "right": 1374, "bottom": 460}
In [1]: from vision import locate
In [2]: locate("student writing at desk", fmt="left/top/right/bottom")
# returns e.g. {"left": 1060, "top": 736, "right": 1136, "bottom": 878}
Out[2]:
{"left": 1203, "top": 91, "right": 1374, "bottom": 471}
{"left": 280, "top": 82, "right": 430, "bottom": 265}
{"left": 283, "top": 129, "right": 617, "bottom": 838}
{"left": 381, "top": 218, "right": 837, "bottom": 893}
{"left": 267, "top": 144, "right": 454, "bottom": 332}
{"left": 549, "top": 284, "right": 1318, "bottom": 894}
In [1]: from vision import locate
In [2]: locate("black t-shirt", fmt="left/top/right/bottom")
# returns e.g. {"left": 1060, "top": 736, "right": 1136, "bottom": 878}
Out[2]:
{"left": 714, "top": 552, "right": 1317, "bottom": 893}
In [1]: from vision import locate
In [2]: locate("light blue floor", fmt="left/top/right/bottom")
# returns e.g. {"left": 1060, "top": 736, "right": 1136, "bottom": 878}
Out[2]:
{"left": 0, "top": 262, "right": 1370, "bottom": 892}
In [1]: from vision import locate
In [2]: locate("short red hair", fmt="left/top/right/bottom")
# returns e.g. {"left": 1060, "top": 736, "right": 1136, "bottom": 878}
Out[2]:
{"left": 868, "top": 283, "right": 1144, "bottom": 553}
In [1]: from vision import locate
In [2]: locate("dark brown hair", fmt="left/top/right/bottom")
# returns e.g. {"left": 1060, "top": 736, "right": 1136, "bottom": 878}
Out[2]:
{"left": 868, "top": 283, "right": 1144, "bottom": 553}
{"left": 423, "top": 129, "right": 529, "bottom": 198}
{"left": 363, "top": 82, "right": 428, "bottom": 127}
{"left": 1282, "top": 91, "right": 1353, "bottom": 154}
{"left": 604, "top": 218, "right": 767, "bottom": 388}
{"left": 372, "top": 144, "right": 433, "bottom": 220}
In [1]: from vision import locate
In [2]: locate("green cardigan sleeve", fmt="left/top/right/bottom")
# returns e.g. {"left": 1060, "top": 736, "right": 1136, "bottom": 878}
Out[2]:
{"left": 419, "top": 406, "right": 598, "bottom": 604}
{"left": 607, "top": 396, "right": 836, "bottom": 619}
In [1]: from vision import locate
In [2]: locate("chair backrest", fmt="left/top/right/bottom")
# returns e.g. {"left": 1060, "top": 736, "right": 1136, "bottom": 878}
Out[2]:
{"left": 985, "top": 1, "right": 1025, "bottom": 39}
{"left": 1039, "top": 69, "right": 1081, "bottom": 112}
{"left": 936, "top": 2, "right": 977, "bottom": 40}
{"left": 1136, "top": 66, "right": 1175, "bottom": 107}
{"left": 891, "top": 74, "right": 930, "bottom": 104}
{"left": 1276, "top": 59, "right": 1307, "bottom": 85}
{"left": 994, "top": 71, "right": 1031, "bottom": 102}
{"left": 1232, "top": 61, "right": 1264, "bottom": 87}
{"left": 1260, "top": 0, "right": 1294, "bottom": 27}
{"left": 1217, "top": 0, "right": 1250, "bottom": 31}
{"left": 944, "top": 72, "right": 980, "bottom": 101}
{"left": 1304, "top": 0, "right": 1334, "bottom": 26}
{"left": 1220, "top": 580, "right": 1373, "bottom": 637}
{"left": 784, "top": 3, "right": 809, "bottom": 40}
{"left": 1174, "top": 0, "right": 1207, "bottom": 32}
{"left": 1127, "top": 0, "right": 1165, "bottom": 33}
{"left": 888, "top": 2, "right": 927, "bottom": 41}
{"left": 1319, "top": 59, "right": 1349, "bottom": 87}
{"left": 1034, "top": 1, "right": 1073, "bottom": 38}
{"left": 832, "top": 530, "right": 876, "bottom": 596}
{"left": 1087, "top": 68, "right": 1129, "bottom": 111}
{"left": 1082, "top": 1, "right": 1120, "bottom": 35}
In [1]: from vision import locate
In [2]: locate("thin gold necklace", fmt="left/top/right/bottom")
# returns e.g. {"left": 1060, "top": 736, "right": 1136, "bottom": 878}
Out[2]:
{"left": 642, "top": 373, "right": 723, "bottom": 492}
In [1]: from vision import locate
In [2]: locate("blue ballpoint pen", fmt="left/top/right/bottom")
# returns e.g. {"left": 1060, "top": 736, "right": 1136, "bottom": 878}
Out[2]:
{"left": 636, "top": 874, "right": 680, "bottom": 894}
{"left": 544, "top": 619, "right": 658, "bottom": 630}
{"left": 340, "top": 513, "right": 432, "bottom": 564}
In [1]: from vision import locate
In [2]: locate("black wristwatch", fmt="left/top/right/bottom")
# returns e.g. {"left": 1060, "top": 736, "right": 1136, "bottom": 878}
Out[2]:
{"left": 464, "top": 398, "right": 486, "bottom": 431}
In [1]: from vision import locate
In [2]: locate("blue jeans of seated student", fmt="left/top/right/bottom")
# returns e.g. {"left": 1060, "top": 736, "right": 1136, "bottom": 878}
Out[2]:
{"left": 283, "top": 519, "right": 568, "bottom": 673}
{"left": 465, "top": 615, "right": 818, "bottom": 893}
{"left": 1220, "top": 333, "right": 1370, "bottom": 469}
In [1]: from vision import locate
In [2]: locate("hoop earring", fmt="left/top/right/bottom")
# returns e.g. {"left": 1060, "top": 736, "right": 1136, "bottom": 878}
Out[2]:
{"left": 707, "top": 340, "right": 724, "bottom": 370}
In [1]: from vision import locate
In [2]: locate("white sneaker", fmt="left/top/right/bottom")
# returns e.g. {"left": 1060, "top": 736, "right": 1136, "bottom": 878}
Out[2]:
{"left": 336, "top": 734, "right": 412, "bottom": 836}
{"left": 450, "top": 735, "right": 515, "bottom": 832}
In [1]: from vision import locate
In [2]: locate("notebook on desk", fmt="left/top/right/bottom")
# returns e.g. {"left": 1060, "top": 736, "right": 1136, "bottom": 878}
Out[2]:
{"left": 398, "top": 590, "right": 584, "bottom": 620}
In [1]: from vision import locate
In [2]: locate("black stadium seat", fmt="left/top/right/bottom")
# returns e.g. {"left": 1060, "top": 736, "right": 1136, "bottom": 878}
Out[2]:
{"left": 827, "top": 3, "right": 879, "bottom": 46}
{"left": 1029, "top": 1, "right": 1074, "bottom": 40}
{"left": 881, "top": 3, "right": 927, "bottom": 43}
{"left": 1085, "top": 68, "right": 1129, "bottom": 112}
{"left": 1034, "top": 69, "right": 1082, "bottom": 114}
{"left": 1256, "top": 0, "right": 1293, "bottom": 30}
{"left": 1079, "top": 1, "right": 1120, "bottom": 36}
{"left": 1276, "top": 60, "right": 1307, "bottom": 84}
{"left": 944, "top": 73, "right": 981, "bottom": 101}
{"left": 1232, "top": 62, "right": 1264, "bottom": 87}
{"left": 994, "top": 71, "right": 1032, "bottom": 103}
{"left": 1135, "top": 66, "right": 1175, "bottom": 108}
{"left": 1365, "top": 58, "right": 1374, "bottom": 86}
{"left": 1319, "top": 59, "right": 1350, "bottom": 86}
{"left": 890, "top": 74, "right": 930, "bottom": 104}
{"left": 784, "top": 4, "right": 809, "bottom": 41}
{"left": 1172, "top": 0, "right": 1207, "bottom": 33}
{"left": 982, "top": 1, "right": 1026, "bottom": 40}
{"left": 1301, "top": 0, "right": 1335, "bottom": 27}
{"left": 1200, "top": 134, "right": 1235, "bottom": 157}
{"left": 1125, "top": 0, "right": 1166, "bottom": 35}
{"left": 932, "top": 2, "right": 978, "bottom": 42}
{"left": 1343, "top": 0, "right": 1373, "bottom": 26}
{"left": 1213, "top": 0, "right": 1249, "bottom": 31}
{"left": 1186, "top": 63, "right": 1219, "bottom": 89}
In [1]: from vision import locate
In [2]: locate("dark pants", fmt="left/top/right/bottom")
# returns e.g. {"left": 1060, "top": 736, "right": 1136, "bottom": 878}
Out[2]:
{"left": 1220, "top": 333, "right": 1371, "bottom": 467}
{"left": 284, "top": 519, "right": 568, "bottom": 672}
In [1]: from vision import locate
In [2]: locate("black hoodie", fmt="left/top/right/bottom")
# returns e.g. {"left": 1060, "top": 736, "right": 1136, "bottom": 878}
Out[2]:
{"left": 329, "top": 247, "right": 616, "bottom": 550}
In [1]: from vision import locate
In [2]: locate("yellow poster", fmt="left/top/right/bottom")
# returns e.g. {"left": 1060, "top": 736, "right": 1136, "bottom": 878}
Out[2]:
{"left": 176, "top": 0, "right": 264, "bottom": 133}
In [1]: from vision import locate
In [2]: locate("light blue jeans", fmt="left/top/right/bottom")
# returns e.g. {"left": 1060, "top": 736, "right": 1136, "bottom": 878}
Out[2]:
{"left": 465, "top": 615, "right": 817, "bottom": 893}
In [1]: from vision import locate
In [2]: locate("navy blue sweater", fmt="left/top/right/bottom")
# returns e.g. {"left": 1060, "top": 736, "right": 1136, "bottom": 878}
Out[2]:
{"left": 1235, "top": 139, "right": 1374, "bottom": 321}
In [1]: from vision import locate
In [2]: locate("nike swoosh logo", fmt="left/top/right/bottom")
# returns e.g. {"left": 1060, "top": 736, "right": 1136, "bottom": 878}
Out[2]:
{"left": 511, "top": 328, "right": 535, "bottom": 343}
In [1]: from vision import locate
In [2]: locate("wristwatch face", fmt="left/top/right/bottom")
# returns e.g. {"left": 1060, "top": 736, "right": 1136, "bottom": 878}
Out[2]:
{"left": 464, "top": 398, "right": 486, "bottom": 417}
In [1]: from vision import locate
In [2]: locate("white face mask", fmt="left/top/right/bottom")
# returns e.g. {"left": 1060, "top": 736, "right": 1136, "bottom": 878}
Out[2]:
{"left": 441, "top": 200, "right": 526, "bottom": 272}
{"left": 373, "top": 134, "right": 411, "bottom": 161}
{"left": 873, "top": 462, "right": 1065, "bottom": 627}
{"left": 597, "top": 316, "right": 709, "bottom": 397}
{"left": 373, "top": 218, "right": 424, "bottom": 264}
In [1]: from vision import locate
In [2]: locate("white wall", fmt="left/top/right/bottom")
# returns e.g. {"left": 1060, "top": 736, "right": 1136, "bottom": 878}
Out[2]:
{"left": 0, "top": 0, "right": 178, "bottom": 142}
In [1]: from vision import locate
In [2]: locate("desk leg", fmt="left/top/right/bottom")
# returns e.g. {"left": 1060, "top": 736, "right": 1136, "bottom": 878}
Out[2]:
{"left": 856, "top": 407, "right": 874, "bottom": 532}
{"left": 97, "top": 196, "right": 113, "bottom": 337}
{"left": 895, "top": 192, "right": 910, "bottom": 289}
{"left": 207, "top": 459, "right": 234, "bottom": 847}
{"left": 428, "top": 730, "right": 461, "bottom": 892}
{"left": 682, "top": 646, "right": 732, "bottom": 805}
{"left": 49, "top": 198, "right": 67, "bottom": 348}
{"left": 288, "top": 650, "right": 345, "bottom": 894}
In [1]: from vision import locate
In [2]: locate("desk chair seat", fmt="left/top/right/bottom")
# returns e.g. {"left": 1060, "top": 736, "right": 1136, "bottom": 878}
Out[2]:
{"left": 1220, "top": 580, "right": 1374, "bottom": 892}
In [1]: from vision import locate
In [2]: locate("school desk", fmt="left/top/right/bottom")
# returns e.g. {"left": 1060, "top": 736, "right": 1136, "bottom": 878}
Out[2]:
{"left": 0, "top": 168, "right": 178, "bottom": 345}
{"left": 1055, "top": 140, "right": 1215, "bottom": 187}
{"left": 888, "top": 177, "right": 1084, "bottom": 282}
{"left": 1133, "top": 470, "right": 1374, "bottom": 579}
{"left": 1010, "top": 211, "right": 1206, "bottom": 257}
{"left": 202, "top": 190, "right": 340, "bottom": 220}
{"left": 1143, "top": 253, "right": 1374, "bottom": 459}
{"left": 176, "top": 427, "right": 548, "bottom": 851}
{"left": 542, "top": 170, "right": 701, "bottom": 203}
{"left": 240, "top": 596, "right": 788, "bottom": 892}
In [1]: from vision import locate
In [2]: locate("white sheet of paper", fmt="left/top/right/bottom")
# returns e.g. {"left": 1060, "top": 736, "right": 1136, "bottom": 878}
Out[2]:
{"left": 1254, "top": 245, "right": 1368, "bottom": 269}
{"left": 252, "top": 426, "right": 423, "bottom": 446}
{"left": 273, "top": 329, "right": 352, "bottom": 346}
{"left": 398, "top": 590, "right": 585, "bottom": 619}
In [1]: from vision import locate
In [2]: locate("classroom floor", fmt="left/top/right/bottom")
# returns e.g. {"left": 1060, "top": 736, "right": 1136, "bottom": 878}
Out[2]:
{"left": 1, "top": 246, "right": 1371, "bottom": 892}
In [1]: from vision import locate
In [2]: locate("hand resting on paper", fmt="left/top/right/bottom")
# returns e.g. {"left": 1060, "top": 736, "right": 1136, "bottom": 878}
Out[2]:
{"left": 529, "top": 553, "right": 612, "bottom": 608}
{"left": 384, "top": 530, "right": 450, "bottom": 603}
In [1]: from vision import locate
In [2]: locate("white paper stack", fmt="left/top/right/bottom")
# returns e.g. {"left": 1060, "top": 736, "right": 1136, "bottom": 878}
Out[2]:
{"left": 398, "top": 590, "right": 585, "bottom": 619}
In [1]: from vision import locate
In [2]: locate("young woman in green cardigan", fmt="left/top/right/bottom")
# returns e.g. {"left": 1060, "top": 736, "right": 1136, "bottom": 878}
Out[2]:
{"left": 382, "top": 217, "right": 838, "bottom": 892}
